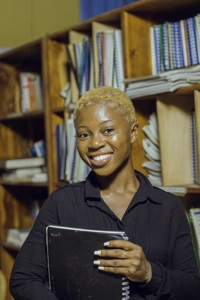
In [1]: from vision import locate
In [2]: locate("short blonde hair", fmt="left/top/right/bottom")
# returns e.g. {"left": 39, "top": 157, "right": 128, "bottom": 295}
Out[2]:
{"left": 73, "top": 86, "right": 137, "bottom": 126}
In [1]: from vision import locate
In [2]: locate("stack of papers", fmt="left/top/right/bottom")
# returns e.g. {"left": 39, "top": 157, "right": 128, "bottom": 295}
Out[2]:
{"left": 124, "top": 64, "right": 200, "bottom": 99}
{"left": 142, "top": 112, "right": 163, "bottom": 186}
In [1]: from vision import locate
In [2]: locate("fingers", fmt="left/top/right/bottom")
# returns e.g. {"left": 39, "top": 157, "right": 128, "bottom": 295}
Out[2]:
{"left": 104, "top": 239, "right": 135, "bottom": 251}
{"left": 94, "top": 248, "right": 128, "bottom": 259}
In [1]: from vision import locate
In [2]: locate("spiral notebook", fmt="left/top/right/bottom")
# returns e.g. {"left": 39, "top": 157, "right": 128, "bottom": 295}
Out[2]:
{"left": 46, "top": 225, "right": 130, "bottom": 300}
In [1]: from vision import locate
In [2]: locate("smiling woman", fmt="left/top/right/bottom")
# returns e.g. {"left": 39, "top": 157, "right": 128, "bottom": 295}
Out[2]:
{"left": 9, "top": 86, "right": 200, "bottom": 300}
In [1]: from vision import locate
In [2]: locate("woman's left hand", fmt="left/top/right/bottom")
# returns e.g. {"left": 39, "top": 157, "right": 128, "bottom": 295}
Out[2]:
{"left": 94, "top": 239, "right": 152, "bottom": 283}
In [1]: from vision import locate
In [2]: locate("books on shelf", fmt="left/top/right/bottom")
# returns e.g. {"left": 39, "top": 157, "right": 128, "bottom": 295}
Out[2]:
{"left": 125, "top": 64, "right": 200, "bottom": 99}
{"left": 55, "top": 113, "right": 90, "bottom": 183}
{"left": 31, "top": 172, "right": 48, "bottom": 183}
{"left": 0, "top": 157, "right": 46, "bottom": 170}
{"left": 20, "top": 72, "right": 43, "bottom": 113}
{"left": 149, "top": 14, "right": 200, "bottom": 76}
{"left": 188, "top": 207, "right": 200, "bottom": 270}
{"left": 141, "top": 112, "right": 163, "bottom": 186}
{"left": 6, "top": 229, "right": 30, "bottom": 248}
{"left": 1, "top": 167, "right": 43, "bottom": 182}
{"left": 46, "top": 225, "right": 129, "bottom": 300}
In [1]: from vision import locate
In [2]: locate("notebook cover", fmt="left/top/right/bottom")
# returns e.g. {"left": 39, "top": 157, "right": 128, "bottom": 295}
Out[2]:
{"left": 46, "top": 225, "right": 127, "bottom": 300}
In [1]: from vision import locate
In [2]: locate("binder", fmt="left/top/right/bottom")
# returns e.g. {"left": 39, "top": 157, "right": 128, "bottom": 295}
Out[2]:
{"left": 92, "top": 22, "right": 118, "bottom": 88}
{"left": 46, "top": 225, "right": 130, "bottom": 300}
{"left": 68, "top": 31, "right": 89, "bottom": 103}
{"left": 186, "top": 17, "right": 198, "bottom": 65}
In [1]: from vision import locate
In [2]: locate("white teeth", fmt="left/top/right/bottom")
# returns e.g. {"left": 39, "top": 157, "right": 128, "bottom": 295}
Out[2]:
{"left": 92, "top": 154, "right": 111, "bottom": 161}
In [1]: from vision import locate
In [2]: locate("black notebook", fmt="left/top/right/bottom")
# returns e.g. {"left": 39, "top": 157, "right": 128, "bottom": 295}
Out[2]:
{"left": 46, "top": 225, "right": 130, "bottom": 300}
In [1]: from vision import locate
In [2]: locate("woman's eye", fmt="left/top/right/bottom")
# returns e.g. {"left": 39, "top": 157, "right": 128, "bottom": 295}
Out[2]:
{"left": 77, "top": 133, "right": 89, "bottom": 139}
{"left": 104, "top": 128, "right": 114, "bottom": 134}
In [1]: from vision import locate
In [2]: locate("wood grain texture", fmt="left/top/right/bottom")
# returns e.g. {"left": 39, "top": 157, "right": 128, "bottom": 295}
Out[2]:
{"left": 47, "top": 39, "right": 68, "bottom": 109}
{"left": 157, "top": 95, "right": 194, "bottom": 186}
{"left": 122, "top": 11, "right": 153, "bottom": 79}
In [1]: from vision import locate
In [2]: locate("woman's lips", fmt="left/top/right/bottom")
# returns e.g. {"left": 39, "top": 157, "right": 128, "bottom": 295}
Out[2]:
{"left": 89, "top": 154, "right": 113, "bottom": 167}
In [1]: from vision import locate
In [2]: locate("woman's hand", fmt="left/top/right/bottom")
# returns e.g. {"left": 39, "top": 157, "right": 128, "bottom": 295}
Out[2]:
{"left": 94, "top": 239, "right": 152, "bottom": 283}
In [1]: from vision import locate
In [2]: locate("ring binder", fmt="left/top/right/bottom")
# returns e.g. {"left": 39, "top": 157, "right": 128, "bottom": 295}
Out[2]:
{"left": 46, "top": 225, "right": 130, "bottom": 300}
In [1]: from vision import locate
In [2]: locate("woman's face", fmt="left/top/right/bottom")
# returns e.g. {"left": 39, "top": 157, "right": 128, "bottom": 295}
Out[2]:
{"left": 75, "top": 103, "right": 138, "bottom": 177}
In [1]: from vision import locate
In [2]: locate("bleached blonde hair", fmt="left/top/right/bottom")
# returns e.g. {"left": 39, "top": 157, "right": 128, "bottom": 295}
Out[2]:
{"left": 73, "top": 86, "right": 137, "bottom": 127}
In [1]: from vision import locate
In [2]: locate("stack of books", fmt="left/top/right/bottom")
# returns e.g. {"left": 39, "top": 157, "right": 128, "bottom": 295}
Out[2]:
{"left": 125, "top": 64, "right": 200, "bottom": 99}
{"left": 0, "top": 156, "right": 47, "bottom": 183}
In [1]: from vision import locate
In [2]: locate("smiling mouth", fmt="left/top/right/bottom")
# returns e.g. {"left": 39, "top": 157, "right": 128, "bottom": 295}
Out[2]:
{"left": 89, "top": 153, "right": 112, "bottom": 167}
{"left": 91, "top": 154, "right": 111, "bottom": 161}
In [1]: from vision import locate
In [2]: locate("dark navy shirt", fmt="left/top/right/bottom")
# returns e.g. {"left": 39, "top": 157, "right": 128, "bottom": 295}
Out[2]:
{"left": 10, "top": 171, "right": 200, "bottom": 299}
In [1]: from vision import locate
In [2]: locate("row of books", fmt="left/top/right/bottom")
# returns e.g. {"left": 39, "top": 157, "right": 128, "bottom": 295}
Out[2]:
{"left": 0, "top": 62, "right": 44, "bottom": 116}
{"left": 150, "top": 14, "right": 200, "bottom": 74}
{"left": 63, "top": 27, "right": 125, "bottom": 106}
{"left": 55, "top": 112, "right": 90, "bottom": 183}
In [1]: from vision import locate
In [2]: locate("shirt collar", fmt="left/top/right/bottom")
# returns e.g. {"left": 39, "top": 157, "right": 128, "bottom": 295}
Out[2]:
{"left": 85, "top": 170, "right": 162, "bottom": 204}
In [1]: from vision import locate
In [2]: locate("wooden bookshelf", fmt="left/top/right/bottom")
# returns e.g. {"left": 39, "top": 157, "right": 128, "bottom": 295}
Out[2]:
{"left": 1, "top": 0, "right": 200, "bottom": 299}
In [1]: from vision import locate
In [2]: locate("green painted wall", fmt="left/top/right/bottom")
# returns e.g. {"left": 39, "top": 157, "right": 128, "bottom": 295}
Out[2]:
{"left": 0, "top": 0, "right": 80, "bottom": 48}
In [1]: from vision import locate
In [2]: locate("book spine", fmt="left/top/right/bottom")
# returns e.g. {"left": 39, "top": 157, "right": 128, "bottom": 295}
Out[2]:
{"left": 162, "top": 23, "right": 170, "bottom": 71}
{"left": 180, "top": 20, "right": 188, "bottom": 67}
{"left": 186, "top": 17, "right": 198, "bottom": 65}
{"left": 150, "top": 27, "right": 157, "bottom": 75}
{"left": 154, "top": 25, "right": 161, "bottom": 73}
{"left": 167, "top": 22, "right": 174, "bottom": 70}
{"left": 194, "top": 15, "right": 200, "bottom": 64}
{"left": 173, "top": 21, "right": 183, "bottom": 69}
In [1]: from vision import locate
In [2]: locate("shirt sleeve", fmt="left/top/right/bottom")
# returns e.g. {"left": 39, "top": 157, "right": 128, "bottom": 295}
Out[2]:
{"left": 137, "top": 197, "right": 200, "bottom": 299}
{"left": 9, "top": 191, "right": 59, "bottom": 300}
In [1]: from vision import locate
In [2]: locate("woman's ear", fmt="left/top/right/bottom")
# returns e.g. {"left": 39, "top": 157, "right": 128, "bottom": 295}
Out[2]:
{"left": 130, "top": 122, "right": 139, "bottom": 143}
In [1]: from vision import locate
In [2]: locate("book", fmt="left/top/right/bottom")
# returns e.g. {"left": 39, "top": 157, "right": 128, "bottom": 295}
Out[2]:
{"left": 186, "top": 17, "right": 198, "bottom": 65}
{"left": 20, "top": 72, "right": 43, "bottom": 113}
{"left": 46, "top": 225, "right": 129, "bottom": 300}
{"left": 188, "top": 209, "right": 200, "bottom": 270}
{"left": 189, "top": 208, "right": 200, "bottom": 259}
{"left": 6, "top": 228, "right": 30, "bottom": 248}
{"left": 0, "top": 157, "right": 45, "bottom": 170}
{"left": 1, "top": 167, "right": 43, "bottom": 182}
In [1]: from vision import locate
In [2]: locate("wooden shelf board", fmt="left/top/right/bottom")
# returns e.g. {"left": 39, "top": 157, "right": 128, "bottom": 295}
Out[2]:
{"left": 130, "top": 84, "right": 200, "bottom": 101}
{"left": 2, "top": 241, "right": 20, "bottom": 252}
{"left": 0, "top": 110, "right": 45, "bottom": 121}
{"left": 0, "top": 180, "right": 48, "bottom": 187}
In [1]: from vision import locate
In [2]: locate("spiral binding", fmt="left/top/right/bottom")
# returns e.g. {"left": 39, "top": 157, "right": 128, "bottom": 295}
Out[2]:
{"left": 121, "top": 233, "right": 130, "bottom": 299}
{"left": 122, "top": 277, "right": 130, "bottom": 300}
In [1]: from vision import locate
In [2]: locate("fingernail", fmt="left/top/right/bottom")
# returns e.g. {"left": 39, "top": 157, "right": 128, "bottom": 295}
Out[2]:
{"left": 93, "top": 260, "right": 100, "bottom": 265}
{"left": 94, "top": 251, "right": 101, "bottom": 255}
{"left": 104, "top": 242, "right": 109, "bottom": 246}
{"left": 98, "top": 266, "right": 104, "bottom": 271}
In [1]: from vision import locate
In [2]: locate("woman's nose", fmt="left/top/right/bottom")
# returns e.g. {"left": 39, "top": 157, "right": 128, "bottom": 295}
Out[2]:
{"left": 89, "top": 133, "right": 105, "bottom": 149}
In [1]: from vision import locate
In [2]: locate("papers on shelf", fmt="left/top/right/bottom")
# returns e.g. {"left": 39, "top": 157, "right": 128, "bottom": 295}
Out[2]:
{"left": 142, "top": 112, "right": 163, "bottom": 186}
{"left": 6, "top": 229, "right": 30, "bottom": 248}
{"left": 124, "top": 64, "right": 200, "bottom": 99}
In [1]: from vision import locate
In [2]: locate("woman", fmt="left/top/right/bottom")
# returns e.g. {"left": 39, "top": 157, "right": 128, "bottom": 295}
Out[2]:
{"left": 10, "top": 86, "right": 200, "bottom": 299}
